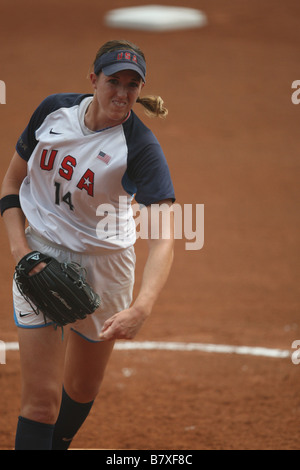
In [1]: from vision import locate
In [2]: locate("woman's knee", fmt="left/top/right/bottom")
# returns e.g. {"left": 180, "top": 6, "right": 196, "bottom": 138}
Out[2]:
{"left": 20, "top": 385, "right": 62, "bottom": 424}
{"left": 65, "top": 376, "right": 102, "bottom": 403}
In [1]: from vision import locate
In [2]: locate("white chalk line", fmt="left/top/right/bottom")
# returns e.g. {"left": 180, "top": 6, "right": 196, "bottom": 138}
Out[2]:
{"left": 2, "top": 340, "right": 291, "bottom": 359}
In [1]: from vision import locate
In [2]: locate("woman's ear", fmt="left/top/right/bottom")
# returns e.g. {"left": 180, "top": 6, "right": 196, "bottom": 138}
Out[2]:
{"left": 90, "top": 72, "right": 98, "bottom": 91}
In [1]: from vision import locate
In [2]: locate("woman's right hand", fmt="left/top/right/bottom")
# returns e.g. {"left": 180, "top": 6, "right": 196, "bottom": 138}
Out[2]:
{"left": 14, "top": 249, "right": 47, "bottom": 275}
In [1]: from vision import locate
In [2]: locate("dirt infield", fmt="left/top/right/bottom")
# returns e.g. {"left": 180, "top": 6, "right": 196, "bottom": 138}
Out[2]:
{"left": 1, "top": 0, "right": 300, "bottom": 450}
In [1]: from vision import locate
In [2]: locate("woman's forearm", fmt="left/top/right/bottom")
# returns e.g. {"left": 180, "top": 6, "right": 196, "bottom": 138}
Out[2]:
{"left": 2, "top": 207, "right": 30, "bottom": 263}
{"left": 133, "top": 237, "right": 174, "bottom": 318}
{"left": 1, "top": 152, "right": 29, "bottom": 262}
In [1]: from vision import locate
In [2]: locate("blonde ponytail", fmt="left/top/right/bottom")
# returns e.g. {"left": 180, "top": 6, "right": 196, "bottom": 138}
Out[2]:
{"left": 137, "top": 95, "right": 168, "bottom": 118}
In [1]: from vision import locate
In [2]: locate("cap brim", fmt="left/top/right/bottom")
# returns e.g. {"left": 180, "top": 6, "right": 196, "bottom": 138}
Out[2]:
{"left": 102, "top": 63, "right": 146, "bottom": 82}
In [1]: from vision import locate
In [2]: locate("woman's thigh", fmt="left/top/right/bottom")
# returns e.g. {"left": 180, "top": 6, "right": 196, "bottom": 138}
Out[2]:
{"left": 17, "top": 325, "right": 69, "bottom": 423}
{"left": 63, "top": 331, "right": 115, "bottom": 403}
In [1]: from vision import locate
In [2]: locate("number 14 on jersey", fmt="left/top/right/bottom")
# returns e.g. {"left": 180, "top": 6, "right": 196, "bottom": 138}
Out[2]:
{"left": 54, "top": 181, "right": 74, "bottom": 211}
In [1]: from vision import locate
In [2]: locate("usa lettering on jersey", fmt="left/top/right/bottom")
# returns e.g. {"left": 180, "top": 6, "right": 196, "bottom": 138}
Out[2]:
{"left": 40, "top": 148, "right": 95, "bottom": 197}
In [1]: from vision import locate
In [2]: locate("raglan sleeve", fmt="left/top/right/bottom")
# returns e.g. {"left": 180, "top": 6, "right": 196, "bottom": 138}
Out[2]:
{"left": 126, "top": 139, "right": 175, "bottom": 207}
{"left": 15, "top": 95, "right": 56, "bottom": 161}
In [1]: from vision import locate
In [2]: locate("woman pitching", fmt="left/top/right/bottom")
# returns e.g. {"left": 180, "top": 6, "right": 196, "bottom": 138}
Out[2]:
{"left": 0, "top": 39, "right": 175, "bottom": 450}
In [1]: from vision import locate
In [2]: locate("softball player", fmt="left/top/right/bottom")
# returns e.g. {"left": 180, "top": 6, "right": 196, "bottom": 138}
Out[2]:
{"left": 0, "top": 39, "right": 175, "bottom": 450}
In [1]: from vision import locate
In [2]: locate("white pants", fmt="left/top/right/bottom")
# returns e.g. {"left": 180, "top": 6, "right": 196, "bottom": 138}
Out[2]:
{"left": 13, "top": 227, "right": 136, "bottom": 342}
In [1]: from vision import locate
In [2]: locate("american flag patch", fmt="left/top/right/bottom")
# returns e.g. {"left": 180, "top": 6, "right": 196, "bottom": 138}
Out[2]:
{"left": 97, "top": 151, "right": 111, "bottom": 165}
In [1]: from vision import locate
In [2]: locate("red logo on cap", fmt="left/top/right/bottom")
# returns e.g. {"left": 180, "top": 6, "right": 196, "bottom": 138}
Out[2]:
{"left": 117, "top": 52, "right": 138, "bottom": 63}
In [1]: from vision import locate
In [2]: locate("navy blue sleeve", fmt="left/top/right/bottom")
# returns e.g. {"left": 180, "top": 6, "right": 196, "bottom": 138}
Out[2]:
{"left": 122, "top": 113, "right": 175, "bottom": 206}
{"left": 16, "top": 93, "right": 90, "bottom": 161}
{"left": 16, "top": 99, "right": 47, "bottom": 161}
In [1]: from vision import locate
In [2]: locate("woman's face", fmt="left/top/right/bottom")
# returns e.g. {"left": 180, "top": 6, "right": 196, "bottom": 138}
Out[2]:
{"left": 91, "top": 69, "right": 144, "bottom": 127}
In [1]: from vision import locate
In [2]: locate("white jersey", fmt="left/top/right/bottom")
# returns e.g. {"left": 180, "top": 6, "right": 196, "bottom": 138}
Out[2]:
{"left": 16, "top": 93, "right": 175, "bottom": 253}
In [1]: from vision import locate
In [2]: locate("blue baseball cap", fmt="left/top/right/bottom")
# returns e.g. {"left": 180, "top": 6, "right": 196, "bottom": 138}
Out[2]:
{"left": 94, "top": 49, "right": 146, "bottom": 82}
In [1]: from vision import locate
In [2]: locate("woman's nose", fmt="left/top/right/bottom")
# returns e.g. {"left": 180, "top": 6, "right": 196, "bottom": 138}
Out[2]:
{"left": 116, "top": 85, "right": 127, "bottom": 97}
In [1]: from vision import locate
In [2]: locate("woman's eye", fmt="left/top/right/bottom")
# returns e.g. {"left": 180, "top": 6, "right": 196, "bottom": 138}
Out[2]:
{"left": 107, "top": 79, "right": 139, "bottom": 89}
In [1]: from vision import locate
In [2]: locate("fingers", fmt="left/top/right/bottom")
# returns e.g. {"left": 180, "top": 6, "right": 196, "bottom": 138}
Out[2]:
{"left": 99, "top": 315, "right": 119, "bottom": 341}
{"left": 28, "top": 262, "right": 47, "bottom": 276}
{"left": 99, "top": 319, "right": 126, "bottom": 341}
{"left": 99, "top": 319, "right": 114, "bottom": 339}
{"left": 99, "top": 309, "right": 145, "bottom": 341}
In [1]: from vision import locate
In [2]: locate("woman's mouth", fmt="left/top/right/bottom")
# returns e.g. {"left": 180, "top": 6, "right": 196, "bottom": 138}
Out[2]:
{"left": 112, "top": 100, "right": 127, "bottom": 108}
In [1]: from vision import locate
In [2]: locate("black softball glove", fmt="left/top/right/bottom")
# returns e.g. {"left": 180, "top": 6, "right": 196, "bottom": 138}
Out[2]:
{"left": 14, "top": 251, "right": 101, "bottom": 327}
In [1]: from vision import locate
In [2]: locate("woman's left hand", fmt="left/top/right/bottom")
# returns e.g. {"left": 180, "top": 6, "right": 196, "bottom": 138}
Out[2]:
{"left": 99, "top": 306, "right": 148, "bottom": 341}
